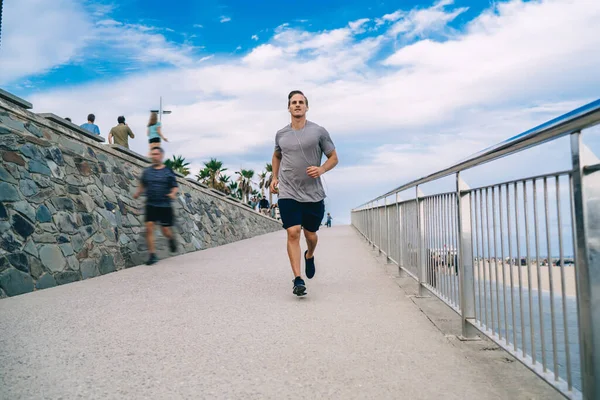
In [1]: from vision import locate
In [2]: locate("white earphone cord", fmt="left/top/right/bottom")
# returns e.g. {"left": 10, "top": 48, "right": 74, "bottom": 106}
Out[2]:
{"left": 292, "top": 120, "right": 330, "bottom": 211}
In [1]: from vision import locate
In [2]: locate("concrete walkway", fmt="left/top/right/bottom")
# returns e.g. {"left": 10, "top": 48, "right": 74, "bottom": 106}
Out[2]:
{"left": 0, "top": 226, "right": 561, "bottom": 399}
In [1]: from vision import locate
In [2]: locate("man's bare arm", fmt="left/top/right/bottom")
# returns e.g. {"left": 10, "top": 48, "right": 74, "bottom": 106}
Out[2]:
{"left": 270, "top": 150, "right": 282, "bottom": 193}
{"left": 133, "top": 182, "right": 144, "bottom": 199}
{"left": 307, "top": 150, "right": 338, "bottom": 178}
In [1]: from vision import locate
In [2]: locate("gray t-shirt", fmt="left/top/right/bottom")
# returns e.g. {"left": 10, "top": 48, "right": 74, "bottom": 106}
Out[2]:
{"left": 274, "top": 121, "right": 335, "bottom": 203}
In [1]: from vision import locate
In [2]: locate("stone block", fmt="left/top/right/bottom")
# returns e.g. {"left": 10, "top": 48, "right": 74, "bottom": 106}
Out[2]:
{"left": 80, "top": 260, "right": 99, "bottom": 279}
{"left": 53, "top": 212, "right": 78, "bottom": 234}
{"left": 2, "top": 151, "right": 25, "bottom": 166}
{"left": 0, "top": 268, "right": 34, "bottom": 297}
{"left": 0, "top": 203, "right": 6, "bottom": 220}
{"left": 29, "top": 256, "right": 44, "bottom": 279}
{"left": 12, "top": 201, "right": 36, "bottom": 222}
{"left": 39, "top": 245, "right": 66, "bottom": 272}
{"left": 12, "top": 213, "right": 35, "bottom": 239}
{"left": 55, "top": 271, "right": 80, "bottom": 285}
{"left": 59, "top": 243, "right": 74, "bottom": 257}
{"left": 0, "top": 165, "right": 17, "bottom": 184}
{"left": 71, "top": 234, "right": 84, "bottom": 253}
{"left": 28, "top": 160, "right": 52, "bottom": 176}
{"left": 19, "top": 179, "right": 39, "bottom": 197}
{"left": 66, "top": 255, "right": 79, "bottom": 271}
{"left": 36, "top": 205, "right": 52, "bottom": 223}
{"left": 36, "top": 273, "right": 57, "bottom": 290}
{"left": 0, "top": 182, "right": 20, "bottom": 201}
{"left": 99, "top": 254, "right": 115, "bottom": 275}
{"left": 7, "top": 252, "right": 29, "bottom": 273}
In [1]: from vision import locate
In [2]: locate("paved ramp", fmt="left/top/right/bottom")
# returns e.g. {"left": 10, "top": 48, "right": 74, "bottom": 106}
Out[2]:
{"left": 0, "top": 226, "right": 561, "bottom": 399}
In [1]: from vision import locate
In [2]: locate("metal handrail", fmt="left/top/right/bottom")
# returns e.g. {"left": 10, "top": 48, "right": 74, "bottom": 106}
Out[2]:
{"left": 351, "top": 98, "right": 600, "bottom": 399}
{"left": 354, "top": 98, "right": 600, "bottom": 208}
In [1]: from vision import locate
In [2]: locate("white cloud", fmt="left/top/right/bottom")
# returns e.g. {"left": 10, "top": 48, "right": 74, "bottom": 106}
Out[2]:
{"left": 194, "top": 24, "right": 204, "bottom": 28}
{"left": 0, "top": 0, "right": 201, "bottom": 85}
{"left": 348, "top": 18, "right": 370, "bottom": 33}
{"left": 0, "top": 0, "right": 91, "bottom": 84}
{"left": 11, "top": 0, "right": 600, "bottom": 223}
{"left": 220, "top": 16, "right": 232, "bottom": 23}
{"left": 251, "top": 35, "right": 259, "bottom": 41}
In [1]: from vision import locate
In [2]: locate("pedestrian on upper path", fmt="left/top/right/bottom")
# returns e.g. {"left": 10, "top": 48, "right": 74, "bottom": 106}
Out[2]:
{"left": 80, "top": 113, "right": 100, "bottom": 135}
{"left": 147, "top": 112, "right": 168, "bottom": 151}
{"left": 108, "top": 116, "right": 135, "bottom": 149}
{"left": 133, "top": 146, "right": 178, "bottom": 265}
{"left": 270, "top": 90, "right": 339, "bottom": 296}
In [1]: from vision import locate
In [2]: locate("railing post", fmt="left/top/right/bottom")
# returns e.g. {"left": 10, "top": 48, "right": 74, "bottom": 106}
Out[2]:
{"left": 416, "top": 185, "right": 429, "bottom": 297}
{"left": 378, "top": 200, "right": 383, "bottom": 254}
{"left": 386, "top": 196, "right": 391, "bottom": 263}
{"left": 397, "top": 193, "right": 403, "bottom": 275}
{"left": 571, "top": 131, "right": 600, "bottom": 399}
{"left": 457, "top": 173, "right": 479, "bottom": 340}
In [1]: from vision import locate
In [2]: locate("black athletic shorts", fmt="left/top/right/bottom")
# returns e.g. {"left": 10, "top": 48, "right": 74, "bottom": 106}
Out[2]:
{"left": 145, "top": 205, "right": 173, "bottom": 226}
{"left": 149, "top": 137, "right": 161, "bottom": 144}
{"left": 278, "top": 199, "right": 325, "bottom": 232}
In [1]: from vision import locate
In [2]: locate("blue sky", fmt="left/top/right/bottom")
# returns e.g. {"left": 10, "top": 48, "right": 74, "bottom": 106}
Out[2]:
{"left": 1, "top": 0, "right": 600, "bottom": 225}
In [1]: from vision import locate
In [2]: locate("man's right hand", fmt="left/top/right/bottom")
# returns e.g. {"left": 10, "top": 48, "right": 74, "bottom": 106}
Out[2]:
{"left": 270, "top": 178, "right": 279, "bottom": 194}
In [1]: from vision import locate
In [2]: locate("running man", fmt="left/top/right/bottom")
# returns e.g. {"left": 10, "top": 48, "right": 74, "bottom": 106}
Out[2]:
{"left": 133, "top": 147, "right": 178, "bottom": 265}
{"left": 270, "top": 90, "right": 339, "bottom": 296}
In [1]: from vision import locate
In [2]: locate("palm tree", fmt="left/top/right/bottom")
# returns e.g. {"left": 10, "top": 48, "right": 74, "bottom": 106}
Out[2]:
{"left": 196, "top": 167, "right": 210, "bottom": 184}
{"left": 265, "top": 163, "right": 274, "bottom": 205}
{"left": 236, "top": 169, "right": 255, "bottom": 203}
{"left": 218, "top": 174, "right": 231, "bottom": 194}
{"left": 164, "top": 155, "right": 190, "bottom": 176}
{"left": 204, "top": 158, "right": 227, "bottom": 189}
{"left": 227, "top": 181, "right": 241, "bottom": 200}
{"left": 258, "top": 171, "right": 268, "bottom": 198}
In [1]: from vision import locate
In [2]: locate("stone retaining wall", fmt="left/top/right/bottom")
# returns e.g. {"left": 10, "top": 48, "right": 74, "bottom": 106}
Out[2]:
{"left": 0, "top": 93, "right": 281, "bottom": 298}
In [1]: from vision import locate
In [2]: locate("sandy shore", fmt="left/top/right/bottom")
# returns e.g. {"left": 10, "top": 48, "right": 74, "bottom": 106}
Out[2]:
{"left": 426, "top": 261, "right": 577, "bottom": 297}
{"left": 474, "top": 262, "right": 577, "bottom": 297}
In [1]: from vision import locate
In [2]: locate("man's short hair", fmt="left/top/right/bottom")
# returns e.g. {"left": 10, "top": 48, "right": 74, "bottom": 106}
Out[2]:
{"left": 117, "top": 116, "right": 125, "bottom": 124}
{"left": 151, "top": 147, "right": 164, "bottom": 154}
{"left": 87, "top": 114, "right": 95, "bottom": 123}
{"left": 288, "top": 90, "right": 308, "bottom": 107}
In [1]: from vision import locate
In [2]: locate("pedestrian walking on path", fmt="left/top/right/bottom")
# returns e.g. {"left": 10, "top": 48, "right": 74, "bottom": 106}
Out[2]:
{"left": 108, "top": 116, "right": 135, "bottom": 148}
{"left": 133, "top": 147, "right": 178, "bottom": 265}
{"left": 147, "top": 112, "right": 168, "bottom": 151}
{"left": 270, "top": 90, "right": 339, "bottom": 296}
{"left": 80, "top": 113, "right": 100, "bottom": 135}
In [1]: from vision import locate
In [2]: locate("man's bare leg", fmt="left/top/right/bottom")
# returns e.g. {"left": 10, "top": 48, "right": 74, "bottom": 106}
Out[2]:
{"left": 286, "top": 226, "right": 302, "bottom": 278}
{"left": 145, "top": 221, "right": 155, "bottom": 254}
{"left": 304, "top": 229, "right": 318, "bottom": 259}
{"left": 160, "top": 226, "right": 172, "bottom": 239}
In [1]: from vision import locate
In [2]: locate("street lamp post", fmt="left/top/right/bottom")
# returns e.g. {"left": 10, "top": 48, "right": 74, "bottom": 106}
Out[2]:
{"left": 150, "top": 96, "right": 172, "bottom": 122}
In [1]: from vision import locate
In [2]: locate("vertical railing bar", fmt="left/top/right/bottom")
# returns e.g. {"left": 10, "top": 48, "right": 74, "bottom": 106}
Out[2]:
{"left": 453, "top": 193, "right": 459, "bottom": 307}
{"left": 544, "top": 176, "right": 559, "bottom": 379}
{"left": 499, "top": 185, "right": 508, "bottom": 342}
{"left": 438, "top": 195, "right": 448, "bottom": 299}
{"left": 434, "top": 195, "right": 441, "bottom": 297}
{"left": 486, "top": 187, "right": 495, "bottom": 334}
{"left": 557, "top": 175, "right": 572, "bottom": 389}
{"left": 492, "top": 186, "right": 502, "bottom": 339}
{"left": 446, "top": 193, "right": 457, "bottom": 306}
{"left": 515, "top": 181, "right": 526, "bottom": 356}
{"left": 475, "top": 189, "right": 483, "bottom": 325}
{"left": 506, "top": 183, "right": 517, "bottom": 351}
{"left": 470, "top": 189, "right": 478, "bottom": 321}
{"left": 480, "top": 189, "right": 488, "bottom": 329}
{"left": 523, "top": 180, "right": 536, "bottom": 364}
{"left": 533, "top": 178, "right": 547, "bottom": 371}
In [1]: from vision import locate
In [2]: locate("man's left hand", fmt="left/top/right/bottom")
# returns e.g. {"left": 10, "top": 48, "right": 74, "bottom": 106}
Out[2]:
{"left": 306, "top": 166, "right": 325, "bottom": 178}
{"left": 168, "top": 192, "right": 177, "bottom": 200}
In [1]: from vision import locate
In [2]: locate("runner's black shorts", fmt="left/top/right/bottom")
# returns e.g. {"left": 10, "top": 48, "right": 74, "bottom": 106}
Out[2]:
{"left": 145, "top": 205, "right": 173, "bottom": 226}
{"left": 278, "top": 199, "right": 325, "bottom": 232}
{"left": 149, "top": 137, "right": 161, "bottom": 144}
